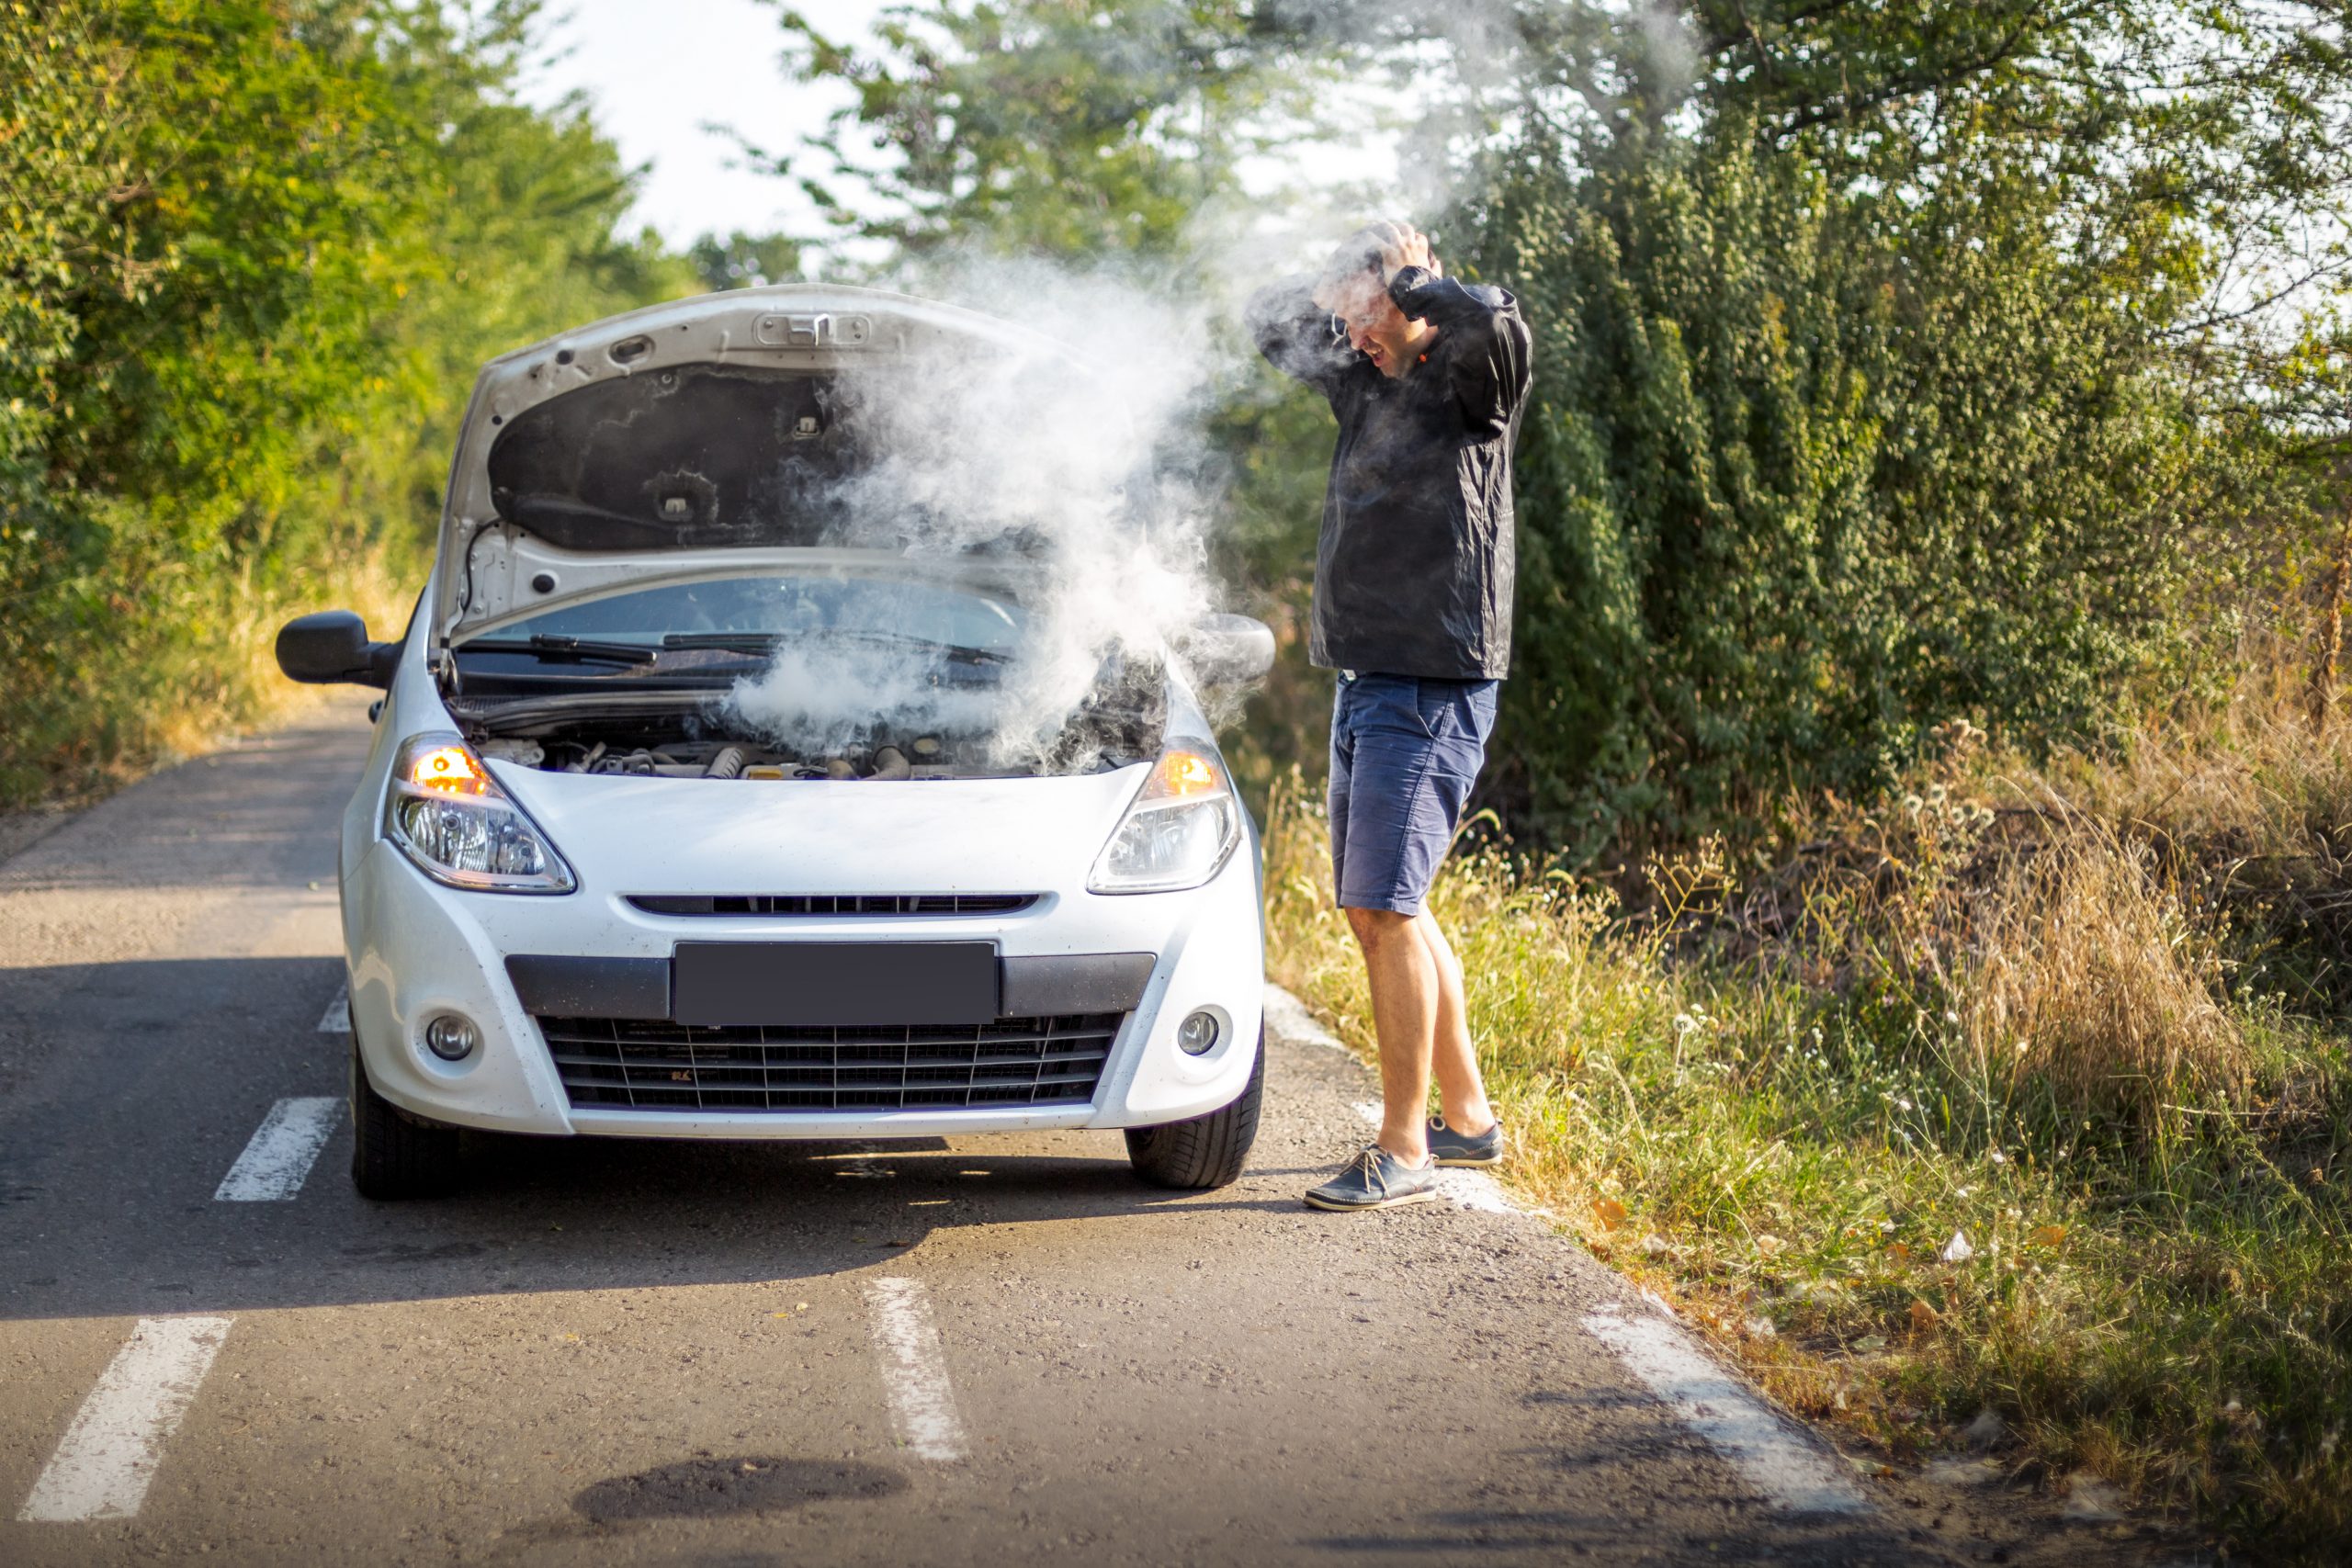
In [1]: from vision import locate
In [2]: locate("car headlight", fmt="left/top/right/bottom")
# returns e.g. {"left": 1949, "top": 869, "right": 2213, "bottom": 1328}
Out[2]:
{"left": 1088, "top": 744, "right": 1240, "bottom": 894}
{"left": 383, "top": 732, "right": 575, "bottom": 894}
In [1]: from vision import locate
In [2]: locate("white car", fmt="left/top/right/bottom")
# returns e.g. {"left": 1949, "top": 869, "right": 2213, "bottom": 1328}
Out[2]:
{"left": 277, "top": 284, "right": 1274, "bottom": 1199}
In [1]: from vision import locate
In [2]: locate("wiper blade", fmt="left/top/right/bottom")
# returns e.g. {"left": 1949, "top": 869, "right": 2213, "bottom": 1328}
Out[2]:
{"left": 659, "top": 629, "right": 1010, "bottom": 665}
{"left": 659, "top": 633, "right": 785, "bottom": 652}
{"left": 875, "top": 631, "right": 1012, "bottom": 666}
{"left": 461, "top": 635, "right": 660, "bottom": 666}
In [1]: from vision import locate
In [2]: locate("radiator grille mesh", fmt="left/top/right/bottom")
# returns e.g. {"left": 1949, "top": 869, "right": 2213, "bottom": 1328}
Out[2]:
{"left": 625, "top": 893, "right": 1040, "bottom": 918}
{"left": 541, "top": 1013, "right": 1120, "bottom": 1111}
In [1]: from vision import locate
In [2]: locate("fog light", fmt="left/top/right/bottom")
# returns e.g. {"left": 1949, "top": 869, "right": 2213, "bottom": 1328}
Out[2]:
{"left": 424, "top": 1012, "right": 480, "bottom": 1062}
{"left": 1176, "top": 1010, "right": 1220, "bottom": 1055}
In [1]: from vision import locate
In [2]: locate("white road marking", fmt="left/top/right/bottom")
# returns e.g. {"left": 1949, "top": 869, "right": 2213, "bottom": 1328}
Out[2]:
{"left": 864, "top": 1278, "right": 967, "bottom": 1461}
{"left": 1437, "top": 1168, "right": 1515, "bottom": 1213}
{"left": 1583, "top": 1304, "right": 1871, "bottom": 1515}
{"left": 1262, "top": 983, "right": 1349, "bottom": 1051}
{"left": 1283, "top": 984, "right": 1855, "bottom": 1507}
{"left": 316, "top": 984, "right": 349, "bottom": 1032}
{"left": 214, "top": 1097, "right": 343, "bottom": 1201}
{"left": 18, "top": 1316, "right": 232, "bottom": 1522}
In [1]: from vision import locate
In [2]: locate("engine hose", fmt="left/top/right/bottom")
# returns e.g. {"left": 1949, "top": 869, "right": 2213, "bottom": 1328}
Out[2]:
{"left": 705, "top": 745, "right": 746, "bottom": 780}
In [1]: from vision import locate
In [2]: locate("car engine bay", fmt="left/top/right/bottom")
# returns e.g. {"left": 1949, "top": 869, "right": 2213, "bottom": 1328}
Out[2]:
{"left": 483, "top": 733, "right": 1011, "bottom": 781}
{"left": 446, "top": 650, "right": 1170, "bottom": 781}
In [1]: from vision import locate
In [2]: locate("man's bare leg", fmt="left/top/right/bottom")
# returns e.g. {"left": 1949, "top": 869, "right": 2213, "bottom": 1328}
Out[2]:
{"left": 1419, "top": 908, "right": 1496, "bottom": 1135}
{"left": 1346, "top": 906, "right": 1438, "bottom": 1165}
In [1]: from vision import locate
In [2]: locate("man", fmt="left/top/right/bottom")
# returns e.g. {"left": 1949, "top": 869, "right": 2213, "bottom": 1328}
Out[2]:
{"left": 1247, "top": 220, "right": 1531, "bottom": 1213}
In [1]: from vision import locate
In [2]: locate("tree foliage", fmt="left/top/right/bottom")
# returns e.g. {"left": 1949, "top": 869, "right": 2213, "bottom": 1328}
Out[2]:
{"left": 769, "top": 0, "right": 2352, "bottom": 855}
{"left": 1466, "top": 0, "right": 2352, "bottom": 854}
{"left": 764, "top": 0, "right": 1340, "bottom": 266}
{"left": 0, "top": 0, "right": 693, "bottom": 802}
{"left": 1478, "top": 120, "right": 2268, "bottom": 852}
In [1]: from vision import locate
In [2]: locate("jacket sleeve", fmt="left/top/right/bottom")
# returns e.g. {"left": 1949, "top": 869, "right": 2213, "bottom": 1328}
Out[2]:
{"left": 1245, "top": 276, "right": 1358, "bottom": 400}
{"left": 1389, "top": 267, "right": 1532, "bottom": 438}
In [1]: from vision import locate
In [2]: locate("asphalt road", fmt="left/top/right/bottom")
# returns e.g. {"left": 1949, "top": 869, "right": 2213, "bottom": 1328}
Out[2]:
{"left": 0, "top": 702, "right": 2182, "bottom": 1565}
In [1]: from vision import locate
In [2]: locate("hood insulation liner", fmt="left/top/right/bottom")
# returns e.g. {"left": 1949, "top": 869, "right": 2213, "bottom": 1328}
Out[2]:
{"left": 483, "top": 357, "right": 1079, "bottom": 557}
{"left": 485, "top": 365, "right": 859, "bottom": 551}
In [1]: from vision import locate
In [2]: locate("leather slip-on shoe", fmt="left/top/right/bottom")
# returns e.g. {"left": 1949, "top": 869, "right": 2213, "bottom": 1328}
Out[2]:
{"left": 1425, "top": 1115, "right": 1504, "bottom": 1168}
{"left": 1304, "top": 1143, "right": 1441, "bottom": 1212}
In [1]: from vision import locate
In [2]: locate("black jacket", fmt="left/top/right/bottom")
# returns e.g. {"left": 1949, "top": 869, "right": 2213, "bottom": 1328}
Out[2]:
{"left": 1247, "top": 265, "right": 1530, "bottom": 680}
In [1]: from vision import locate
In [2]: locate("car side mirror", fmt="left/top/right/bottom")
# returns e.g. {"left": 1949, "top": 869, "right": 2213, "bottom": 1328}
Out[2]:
{"left": 276, "top": 610, "right": 399, "bottom": 688}
{"left": 1171, "top": 613, "right": 1275, "bottom": 691}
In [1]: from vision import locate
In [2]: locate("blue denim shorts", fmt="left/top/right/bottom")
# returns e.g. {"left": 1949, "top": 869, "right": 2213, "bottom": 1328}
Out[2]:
{"left": 1328, "top": 672, "right": 1500, "bottom": 917}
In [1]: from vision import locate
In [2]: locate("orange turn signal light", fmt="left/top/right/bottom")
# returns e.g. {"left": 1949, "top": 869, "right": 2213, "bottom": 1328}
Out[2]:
{"left": 411, "top": 743, "right": 487, "bottom": 794}
{"left": 1146, "top": 749, "right": 1225, "bottom": 800}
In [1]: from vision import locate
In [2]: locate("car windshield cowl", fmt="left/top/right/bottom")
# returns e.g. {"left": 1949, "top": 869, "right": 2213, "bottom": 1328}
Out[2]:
{"left": 659, "top": 628, "right": 1013, "bottom": 665}
{"left": 459, "top": 634, "right": 660, "bottom": 666}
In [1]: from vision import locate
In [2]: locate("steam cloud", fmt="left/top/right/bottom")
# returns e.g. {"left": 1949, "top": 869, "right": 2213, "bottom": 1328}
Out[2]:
{"left": 724, "top": 3, "right": 1547, "bottom": 770}
{"left": 724, "top": 264, "right": 1223, "bottom": 771}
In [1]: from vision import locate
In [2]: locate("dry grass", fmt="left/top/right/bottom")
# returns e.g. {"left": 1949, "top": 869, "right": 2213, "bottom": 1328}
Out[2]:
{"left": 1961, "top": 826, "right": 2248, "bottom": 1128}
{"left": 2016, "top": 637, "right": 2352, "bottom": 859}
{"left": 1264, "top": 649, "right": 2352, "bottom": 1559}
{"left": 1, "top": 530, "right": 418, "bottom": 808}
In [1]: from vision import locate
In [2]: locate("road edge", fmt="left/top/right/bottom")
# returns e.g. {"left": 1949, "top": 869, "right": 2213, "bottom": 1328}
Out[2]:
{"left": 1261, "top": 980, "right": 1879, "bottom": 1520}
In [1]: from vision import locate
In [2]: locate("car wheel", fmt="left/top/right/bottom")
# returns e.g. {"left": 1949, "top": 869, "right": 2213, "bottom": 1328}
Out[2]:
{"left": 1125, "top": 1026, "right": 1264, "bottom": 1190}
{"left": 349, "top": 1033, "right": 462, "bottom": 1200}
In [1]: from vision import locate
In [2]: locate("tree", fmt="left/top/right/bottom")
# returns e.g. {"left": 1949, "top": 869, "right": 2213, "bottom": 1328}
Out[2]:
{"left": 756, "top": 1, "right": 1343, "bottom": 267}
{"left": 747, "top": 1, "right": 2352, "bottom": 852}
{"left": 0, "top": 0, "right": 696, "bottom": 801}
{"left": 689, "top": 230, "right": 805, "bottom": 290}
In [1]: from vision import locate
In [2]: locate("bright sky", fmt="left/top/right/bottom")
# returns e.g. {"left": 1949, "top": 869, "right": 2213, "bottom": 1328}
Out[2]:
{"left": 518, "top": 0, "right": 1412, "bottom": 263}
{"left": 519, "top": 0, "right": 891, "bottom": 246}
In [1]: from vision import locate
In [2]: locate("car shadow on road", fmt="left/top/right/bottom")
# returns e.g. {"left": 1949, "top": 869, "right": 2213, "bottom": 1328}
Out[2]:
{"left": 0, "top": 955, "right": 1317, "bottom": 1325}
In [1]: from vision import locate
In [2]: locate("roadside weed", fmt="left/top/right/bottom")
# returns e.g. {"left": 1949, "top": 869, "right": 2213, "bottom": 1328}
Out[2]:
{"left": 1263, "top": 708, "right": 2352, "bottom": 1558}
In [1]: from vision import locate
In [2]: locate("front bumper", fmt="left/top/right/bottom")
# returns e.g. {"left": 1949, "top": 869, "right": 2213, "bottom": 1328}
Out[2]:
{"left": 341, "top": 835, "right": 1263, "bottom": 1139}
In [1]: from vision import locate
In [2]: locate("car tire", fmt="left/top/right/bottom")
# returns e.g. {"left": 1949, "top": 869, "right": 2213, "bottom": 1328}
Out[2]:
{"left": 1124, "top": 1026, "right": 1264, "bottom": 1190}
{"left": 349, "top": 1032, "right": 462, "bottom": 1200}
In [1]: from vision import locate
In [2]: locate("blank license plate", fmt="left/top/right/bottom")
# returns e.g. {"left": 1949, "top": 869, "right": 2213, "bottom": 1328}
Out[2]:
{"left": 671, "top": 942, "right": 998, "bottom": 1027}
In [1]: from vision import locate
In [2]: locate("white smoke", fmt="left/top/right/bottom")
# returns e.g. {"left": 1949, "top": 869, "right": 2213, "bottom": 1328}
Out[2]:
{"left": 721, "top": 2, "right": 1548, "bottom": 772}
{"left": 726, "top": 638, "right": 1002, "bottom": 759}
{"left": 722, "top": 261, "right": 1224, "bottom": 771}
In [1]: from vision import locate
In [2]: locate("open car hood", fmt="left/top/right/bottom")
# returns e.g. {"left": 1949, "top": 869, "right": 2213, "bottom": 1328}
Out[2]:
{"left": 431, "top": 284, "right": 1096, "bottom": 652}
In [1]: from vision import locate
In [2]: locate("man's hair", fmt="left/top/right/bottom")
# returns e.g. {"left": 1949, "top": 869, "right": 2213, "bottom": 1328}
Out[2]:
{"left": 1315, "top": 226, "right": 1390, "bottom": 302}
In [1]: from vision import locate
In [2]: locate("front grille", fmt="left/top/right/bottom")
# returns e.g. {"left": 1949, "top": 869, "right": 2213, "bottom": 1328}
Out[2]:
{"left": 626, "top": 893, "right": 1041, "bottom": 918}
{"left": 541, "top": 1012, "right": 1121, "bottom": 1112}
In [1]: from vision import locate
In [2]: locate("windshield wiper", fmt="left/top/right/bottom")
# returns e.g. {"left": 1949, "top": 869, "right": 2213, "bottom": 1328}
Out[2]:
{"left": 658, "top": 633, "right": 784, "bottom": 652}
{"left": 460, "top": 635, "right": 659, "bottom": 666}
{"left": 659, "top": 629, "right": 1011, "bottom": 665}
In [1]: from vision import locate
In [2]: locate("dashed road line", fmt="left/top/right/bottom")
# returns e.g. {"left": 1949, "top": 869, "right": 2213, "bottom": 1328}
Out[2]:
{"left": 214, "top": 1097, "right": 343, "bottom": 1201}
{"left": 1584, "top": 1303, "right": 1871, "bottom": 1516}
{"left": 864, "top": 1278, "right": 967, "bottom": 1461}
{"left": 316, "top": 984, "right": 349, "bottom": 1033}
{"left": 18, "top": 1316, "right": 232, "bottom": 1522}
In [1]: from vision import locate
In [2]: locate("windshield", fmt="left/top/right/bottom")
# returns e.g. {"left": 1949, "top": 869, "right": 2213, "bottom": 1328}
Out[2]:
{"left": 463, "top": 574, "right": 1028, "bottom": 656}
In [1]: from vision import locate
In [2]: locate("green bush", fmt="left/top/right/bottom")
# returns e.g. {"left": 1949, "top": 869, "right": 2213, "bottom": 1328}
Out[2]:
{"left": 0, "top": 0, "right": 694, "bottom": 805}
{"left": 1476, "top": 119, "right": 2267, "bottom": 861}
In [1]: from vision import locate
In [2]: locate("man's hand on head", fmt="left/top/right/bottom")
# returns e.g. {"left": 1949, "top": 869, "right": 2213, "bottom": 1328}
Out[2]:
{"left": 1312, "top": 220, "right": 1442, "bottom": 313}
{"left": 1365, "top": 220, "right": 1442, "bottom": 288}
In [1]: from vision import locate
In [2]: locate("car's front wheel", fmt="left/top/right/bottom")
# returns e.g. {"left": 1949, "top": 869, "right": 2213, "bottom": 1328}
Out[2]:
{"left": 1125, "top": 1028, "right": 1264, "bottom": 1190}
{"left": 349, "top": 1032, "right": 462, "bottom": 1200}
